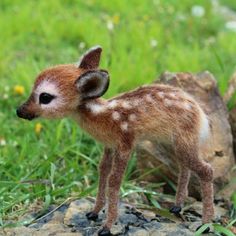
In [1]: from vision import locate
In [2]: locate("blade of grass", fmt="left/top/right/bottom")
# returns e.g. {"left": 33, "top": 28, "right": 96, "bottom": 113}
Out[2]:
{"left": 213, "top": 223, "right": 235, "bottom": 236}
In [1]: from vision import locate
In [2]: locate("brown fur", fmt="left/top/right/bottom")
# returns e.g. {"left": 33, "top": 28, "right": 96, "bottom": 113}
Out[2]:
{"left": 17, "top": 47, "right": 215, "bottom": 233}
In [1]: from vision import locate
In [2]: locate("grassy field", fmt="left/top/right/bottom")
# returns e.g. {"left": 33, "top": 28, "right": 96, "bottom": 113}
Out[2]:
{"left": 0, "top": 0, "right": 236, "bottom": 233}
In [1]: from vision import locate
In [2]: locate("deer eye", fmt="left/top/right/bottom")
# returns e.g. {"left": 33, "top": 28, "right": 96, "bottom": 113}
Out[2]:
{"left": 39, "top": 93, "right": 55, "bottom": 104}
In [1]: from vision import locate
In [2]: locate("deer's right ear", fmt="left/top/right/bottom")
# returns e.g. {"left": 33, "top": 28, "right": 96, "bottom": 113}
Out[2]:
{"left": 76, "top": 70, "right": 109, "bottom": 100}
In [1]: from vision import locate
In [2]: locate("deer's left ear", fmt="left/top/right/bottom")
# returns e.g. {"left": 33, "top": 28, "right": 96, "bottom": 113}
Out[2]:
{"left": 77, "top": 46, "right": 102, "bottom": 70}
{"left": 76, "top": 70, "right": 110, "bottom": 100}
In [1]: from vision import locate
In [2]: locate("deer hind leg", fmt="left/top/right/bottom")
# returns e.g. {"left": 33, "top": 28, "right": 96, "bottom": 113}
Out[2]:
{"left": 175, "top": 140, "right": 214, "bottom": 224}
{"left": 170, "top": 165, "right": 191, "bottom": 214}
{"left": 200, "top": 177, "right": 214, "bottom": 223}
{"left": 86, "top": 148, "right": 113, "bottom": 221}
{"left": 98, "top": 148, "right": 131, "bottom": 235}
{"left": 190, "top": 160, "right": 214, "bottom": 234}
{"left": 186, "top": 157, "right": 214, "bottom": 223}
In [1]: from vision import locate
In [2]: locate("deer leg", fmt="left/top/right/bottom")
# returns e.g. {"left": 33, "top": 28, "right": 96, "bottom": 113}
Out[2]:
{"left": 98, "top": 148, "right": 131, "bottom": 235}
{"left": 200, "top": 178, "right": 214, "bottom": 223}
{"left": 86, "top": 148, "right": 113, "bottom": 221}
{"left": 170, "top": 165, "right": 190, "bottom": 214}
{"left": 188, "top": 160, "right": 214, "bottom": 224}
{"left": 191, "top": 162, "right": 214, "bottom": 234}
{"left": 175, "top": 139, "right": 214, "bottom": 226}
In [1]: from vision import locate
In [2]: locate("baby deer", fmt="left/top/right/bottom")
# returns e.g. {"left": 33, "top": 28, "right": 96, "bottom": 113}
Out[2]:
{"left": 17, "top": 46, "right": 214, "bottom": 235}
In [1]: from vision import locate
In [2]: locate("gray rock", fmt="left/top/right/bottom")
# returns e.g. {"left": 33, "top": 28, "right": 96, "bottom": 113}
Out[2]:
{"left": 127, "top": 227, "right": 149, "bottom": 236}
{"left": 3, "top": 198, "right": 227, "bottom": 236}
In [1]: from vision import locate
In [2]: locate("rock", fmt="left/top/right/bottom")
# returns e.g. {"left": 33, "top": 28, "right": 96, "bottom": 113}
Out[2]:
{"left": 136, "top": 71, "right": 235, "bottom": 198}
{"left": 4, "top": 198, "right": 227, "bottom": 236}
{"left": 64, "top": 199, "right": 93, "bottom": 226}
{"left": 2, "top": 227, "right": 35, "bottom": 236}
{"left": 127, "top": 227, "right": 149, "bottom": 236}
{"left": 141, "top": 209, "right": 156, "bottom": 219}
{"left": 183, "top": 201, "right": 227, "bottom": 222}
{"left": 149, "top": 223, "right": 193, "bottom": 236}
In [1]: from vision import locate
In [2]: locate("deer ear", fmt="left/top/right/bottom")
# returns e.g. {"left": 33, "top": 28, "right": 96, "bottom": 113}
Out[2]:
{"left": 77, "top": 46, "right": 102, "bottom": 70}
{"left": 76, "top": 70, "right": 109, "bottom": 100}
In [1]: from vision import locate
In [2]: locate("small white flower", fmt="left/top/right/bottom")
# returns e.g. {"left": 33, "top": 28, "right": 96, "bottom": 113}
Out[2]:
{"left": 107, "top": 21, "right": 114, "bottom": 31}
{"left": 191, "top": 5, "right": 205, "bottom": 17}
{"left": 79, "top": 42, "right": 86, "bottom": 49}
{"left": 150, "top": 39, "right": 158, "bottom": 48}
{"left": 0, "top": 139, "right": 6, "bottom": 146}
{"left": 225, "top": 21, "right": 236, "bottom": 32}
{"left": 3, "top": 94, "right": 9, "bottom": 99}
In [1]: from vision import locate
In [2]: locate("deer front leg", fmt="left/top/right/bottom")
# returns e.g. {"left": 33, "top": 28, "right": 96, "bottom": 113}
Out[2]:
{"left": 170, "top": 165, "right": 190, "bottom": 214}
{"left": 86, "top": 148, "right": 113, "bottom": 221}
{"left": 98, "top": 148, "right": 131, "bottom": 236}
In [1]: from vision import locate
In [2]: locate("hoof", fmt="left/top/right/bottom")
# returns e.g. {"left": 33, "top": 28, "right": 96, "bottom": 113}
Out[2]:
{"left": 86, "top": 211, "right": 98, "bottom": 221}
{"left": 98, "top": 227, "right": 112, "bottom": 236}
{"left": 196, "top": 225, "right": 210, "bottom": 234}
{"left": 169, "top": 205, "right": 182, "bottom": 214}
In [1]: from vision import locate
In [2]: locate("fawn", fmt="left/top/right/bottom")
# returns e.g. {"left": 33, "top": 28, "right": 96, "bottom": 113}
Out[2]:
{"left": 17, "top": 46, "right": 214, "bottom": 235}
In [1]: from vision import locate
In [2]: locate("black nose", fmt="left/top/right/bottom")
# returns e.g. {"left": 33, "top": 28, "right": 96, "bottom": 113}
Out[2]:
{"left": 16, "top": 107, "right": 23, "bottom": 118}
{"left": 16, "top": 107, "right": 36, "bottom": 120}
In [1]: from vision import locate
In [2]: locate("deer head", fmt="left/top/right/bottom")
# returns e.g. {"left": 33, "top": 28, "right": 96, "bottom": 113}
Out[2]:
{"left": 16, "top": 46, "right": 109, "bottom": 120}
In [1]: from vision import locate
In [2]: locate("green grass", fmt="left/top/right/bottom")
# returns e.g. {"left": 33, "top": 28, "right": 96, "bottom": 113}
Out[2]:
{"left": 0, "top": 0, "right": 236, "bottom": 233}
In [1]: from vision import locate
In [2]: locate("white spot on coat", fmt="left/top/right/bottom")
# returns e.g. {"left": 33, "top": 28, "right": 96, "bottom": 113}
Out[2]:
{"left": 120, "top": 122, "right": 128, "bottom": 131}
{"left": 158, "top": 91, "right": 165, "bottom": 98}
{"left": 164, "top": 99, "right": 172, "bottom": 107}
{"left": 133, "top": 100, "right": 140, "bottom": 106}
{"left": 86, "top": 102, "right": 106, "bottom": 114}
{"left": 129, "top": 114, "right": 136, "bottom": 121}
{"left": 145, "top": 94, "right": 153, "bottom": 102}
{"left": 121, "top": 101, "right": 132, "bottom": 109}
{"left": 108, "top": 100, "right": 118, "bottom": 108}
{"left": 112, "top": 111, "right": 121, "bottom": 121}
